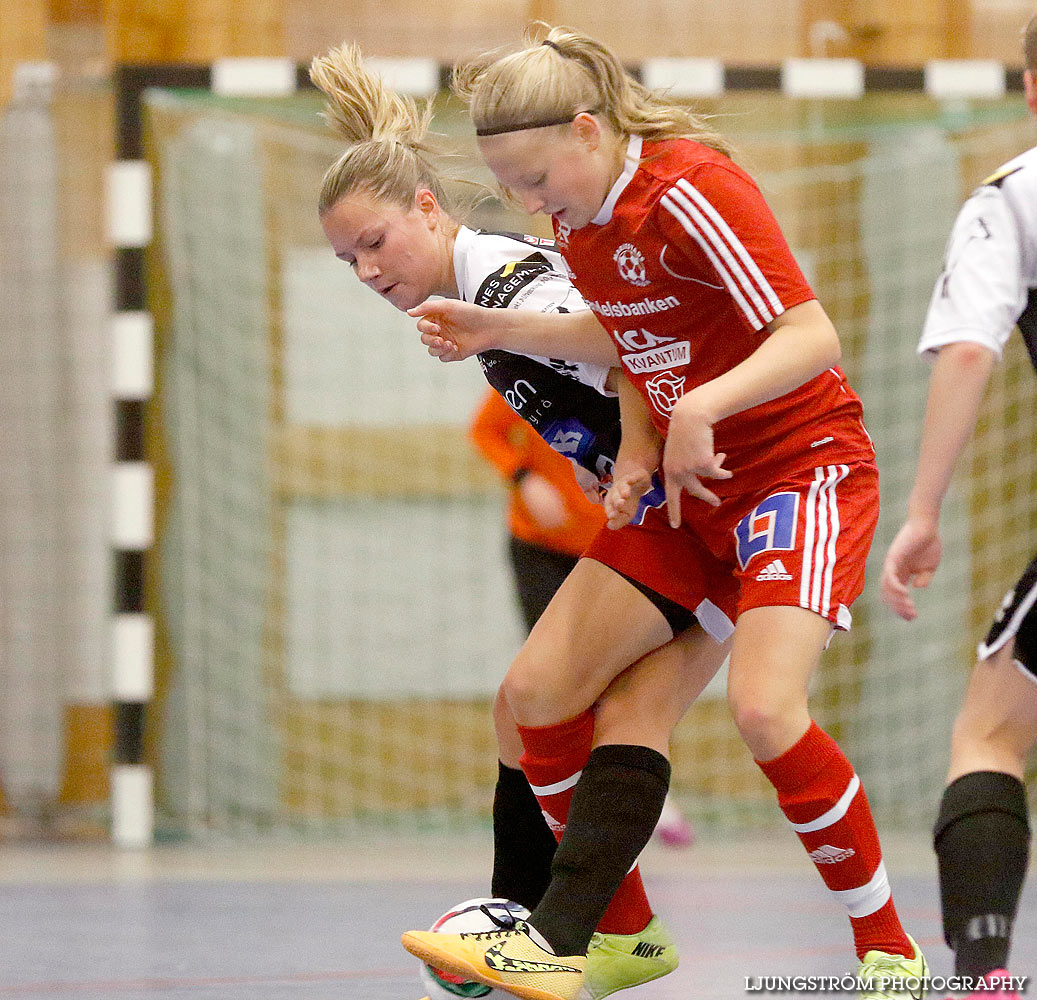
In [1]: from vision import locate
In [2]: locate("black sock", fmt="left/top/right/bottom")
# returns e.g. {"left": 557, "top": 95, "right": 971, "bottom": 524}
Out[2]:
{"left": 490, "top": 762, "right": 558, "bottom": 911}
{"left": 529, "top": 744, "right": 670, "bottom": 957}
{"left": 933, "top": 771, "right": 1031, "bottom": 977}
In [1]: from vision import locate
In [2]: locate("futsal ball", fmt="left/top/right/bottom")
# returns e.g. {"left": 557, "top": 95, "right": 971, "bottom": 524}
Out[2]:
{"left": 418, "top": 897, "right": 531, "bottom": 999}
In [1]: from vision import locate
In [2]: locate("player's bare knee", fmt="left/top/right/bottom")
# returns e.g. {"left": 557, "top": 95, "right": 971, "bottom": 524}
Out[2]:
{"left": 951, "top": 692, "right": 1037, "bottom": 764}
{"left": 501, "top": 666, "right": 548, "bottom": 718}
{"left": 728, "top": 696, "right": 788, "bottom": 749}
{"left": 501, "top": 650, "right": 574, "bottom": 721}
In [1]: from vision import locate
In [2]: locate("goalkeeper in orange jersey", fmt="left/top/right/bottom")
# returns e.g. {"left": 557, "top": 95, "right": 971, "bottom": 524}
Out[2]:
{"left": 469, "top": 386, "right": 606, "bottom": 633}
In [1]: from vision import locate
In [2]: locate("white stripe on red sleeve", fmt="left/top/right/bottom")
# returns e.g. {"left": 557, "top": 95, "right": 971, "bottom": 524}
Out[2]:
{"left": 675, "top": 178, "right": 784, "bottom": 317}
{"left": 662, "top": 190, "right": 769, "bottom": 329}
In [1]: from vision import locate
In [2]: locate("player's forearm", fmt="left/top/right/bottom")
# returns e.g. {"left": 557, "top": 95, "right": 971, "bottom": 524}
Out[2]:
{"left": 683, "top": 299, "right": 841, "bottom": 424}
{"left": 616, "top": 373, "right": 662, "bottom": 470}
{"left": 906, "top": 340, "right": 996, "bottom": 520}
{"left": 495, "top": 310, "right": 619, "bottom": 366}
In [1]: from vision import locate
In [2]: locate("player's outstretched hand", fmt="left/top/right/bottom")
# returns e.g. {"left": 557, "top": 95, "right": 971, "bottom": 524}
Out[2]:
{"left": 409, "top": 299, "right": 498, "bottom": 362}
{"left": 662, "top": 397, "right": 731, "bottom": 526}
{"left": 518, "top": 473, "right": 568, "bottom": 531}
{"left": 880, "top": 517, "right": 942, "bottom": 621}
{"left": 604, "top": 469, "right": 652, "bottom": 530}
{"left": 570, "top": 462, "right": 605, "bottom": 506}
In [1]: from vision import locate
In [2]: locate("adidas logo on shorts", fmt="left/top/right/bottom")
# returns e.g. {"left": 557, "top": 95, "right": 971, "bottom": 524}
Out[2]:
{"left": 755, "top": 559, "right": 793, "bottom": 581}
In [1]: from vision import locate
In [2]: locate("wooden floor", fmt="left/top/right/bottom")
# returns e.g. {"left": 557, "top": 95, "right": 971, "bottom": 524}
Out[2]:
{"left": 1, "top": 831, "right": 1033, "bottom": 999}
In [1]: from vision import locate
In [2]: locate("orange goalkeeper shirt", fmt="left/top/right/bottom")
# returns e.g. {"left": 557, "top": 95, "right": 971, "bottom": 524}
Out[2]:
{"left": 469, "top": 388, "right": 606, "bottom": 557}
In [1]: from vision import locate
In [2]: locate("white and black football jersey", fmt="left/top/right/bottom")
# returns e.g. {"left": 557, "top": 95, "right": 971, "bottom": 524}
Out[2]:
{"left": 452, "top": 226, "right": 621, "bottom": 483}
{"left": 918, "top": 144, "right": 1037, "bottom": 374}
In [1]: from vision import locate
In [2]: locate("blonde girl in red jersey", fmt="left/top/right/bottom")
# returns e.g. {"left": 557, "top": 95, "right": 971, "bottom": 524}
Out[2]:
{"left": 402, "top": 25, "right": 927, "bottom": 1000}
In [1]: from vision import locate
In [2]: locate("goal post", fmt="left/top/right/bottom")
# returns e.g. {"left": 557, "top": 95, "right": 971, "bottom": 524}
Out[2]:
{"left": 136, "top": 68, "right": 1037, "bottom": 837}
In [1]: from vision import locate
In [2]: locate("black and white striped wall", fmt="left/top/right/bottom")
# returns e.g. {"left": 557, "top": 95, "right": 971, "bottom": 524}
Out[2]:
{"left": 104, "top": 53, "right": 1026, "bottom": 845}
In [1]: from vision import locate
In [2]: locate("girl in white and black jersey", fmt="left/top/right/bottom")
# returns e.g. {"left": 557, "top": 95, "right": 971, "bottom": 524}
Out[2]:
{"left": 309, "top": 43, "right": 730, "bottom": 998}
{"left": 882, "top": 16, "right": 1037, "bottom": 996}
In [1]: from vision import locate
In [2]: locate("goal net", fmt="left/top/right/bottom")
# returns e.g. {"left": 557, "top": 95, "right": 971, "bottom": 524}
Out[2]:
{"left": 143, "top": 85, "right": 1036, "bottom": 837}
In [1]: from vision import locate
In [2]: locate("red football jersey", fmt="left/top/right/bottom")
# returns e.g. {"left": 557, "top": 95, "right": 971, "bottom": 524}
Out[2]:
{"left": 556, "top": 136, "right": 874, "bottom": 495}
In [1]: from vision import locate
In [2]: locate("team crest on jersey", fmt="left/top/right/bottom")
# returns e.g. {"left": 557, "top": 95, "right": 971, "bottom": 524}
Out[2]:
{"left": 555, "top": 220, "right": 572, "bottom": 248}
{"left": 645, "top": 371, "right": 685, "bottom": 415}
{"left": 614, "top": 243, "right": 650, "bottom": 286}
{"left": 734, "top": 492, "right": 800, "bottom": 570}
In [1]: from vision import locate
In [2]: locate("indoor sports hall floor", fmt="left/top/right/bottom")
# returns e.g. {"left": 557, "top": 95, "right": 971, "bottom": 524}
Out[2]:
{"left": 3, "top": 831, "right": 1035, "bottom": 999}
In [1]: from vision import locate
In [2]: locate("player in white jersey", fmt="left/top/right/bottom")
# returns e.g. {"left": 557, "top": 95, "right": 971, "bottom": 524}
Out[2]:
{"left": 308, "top": 42, "right": 733, "bottom": 999}
{"left": 881, "top": 15, "right": 1037, "bottom": 999}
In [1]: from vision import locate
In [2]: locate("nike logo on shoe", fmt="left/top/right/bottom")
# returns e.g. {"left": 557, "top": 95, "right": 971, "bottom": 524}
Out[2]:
{"left": 631, "top": 942, "right": 666, "bottom": 959}
{"left": 485, "top": 942, "right": 582, "bottom": 975}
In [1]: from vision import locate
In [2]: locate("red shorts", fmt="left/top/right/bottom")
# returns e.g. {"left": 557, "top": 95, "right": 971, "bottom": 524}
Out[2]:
{"left": 691, "top": 460, "right": 879, "bottom": 629}
{"left": 584, "top": 504, "right": 740, "bottom": 643}
{"left": 585, "top": 460, "right": 879, "bottom": 635}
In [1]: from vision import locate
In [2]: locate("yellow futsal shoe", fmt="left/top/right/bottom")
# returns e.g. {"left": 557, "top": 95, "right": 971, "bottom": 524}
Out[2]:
{"left": 402, "top": 923, "right": 587, "bottom": 1000}
{"left": 858, "top": 935, "right": 929, "bottom": 1000}
{"left": 582, "top": 915, "right": 679, "bottom": 999}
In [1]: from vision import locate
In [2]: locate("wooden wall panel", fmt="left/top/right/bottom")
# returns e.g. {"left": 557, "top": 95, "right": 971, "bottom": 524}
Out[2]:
{"left": 286, "top": 0, "right": 1032, "bottom": 66}
{"left": 532, "top": 1, "right": 802, "bottom": 62}
{"left": 971, "top": 2, "right": 1035, "bottom": 61}
{"left": 0, "top": 0, "right": 48, "bottom": 108}
{"left": 50, "top": 0, "right": 103, "bottom": 22}
{"left": 286, "top": 0, "right": 529, "bottom": 63}
{"left": 285, "top": 0, "right": 800, "bottom": 64}
{"left": 103, "top": 0, "right": 284, "bottom": 63}
{"left": 799, "top": 0, "right": 970, "bottom": 61}
{"left": 4, "top": 0, "right": 1035, "bottom": 111}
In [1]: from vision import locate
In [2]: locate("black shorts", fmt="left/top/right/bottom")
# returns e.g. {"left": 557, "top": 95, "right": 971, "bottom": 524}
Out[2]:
{"left": 508, "top": 535, "right": 580, "bottom": 634}
{"left": 978, "top": 551, "right": 1037, "bottom": 678}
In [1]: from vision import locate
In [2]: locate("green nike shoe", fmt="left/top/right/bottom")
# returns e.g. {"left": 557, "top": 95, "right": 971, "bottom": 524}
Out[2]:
{"left": 583, "top": 915, "right": 679, "bottom": 1000}
{"left": 858, "top": 935, "right": 929, "bottom": 1000}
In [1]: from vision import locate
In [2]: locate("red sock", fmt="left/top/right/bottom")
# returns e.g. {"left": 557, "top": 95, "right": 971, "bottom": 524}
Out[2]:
{"left": 518, "top": 712, "right": 653, "bottom": 936}
{"left": 756, "top": 722, "right": 912, "bottom": 960}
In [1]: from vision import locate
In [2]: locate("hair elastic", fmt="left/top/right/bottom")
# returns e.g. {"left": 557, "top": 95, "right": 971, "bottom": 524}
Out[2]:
{"left": 542, "top": 39, "right": 563, "bottom": 53}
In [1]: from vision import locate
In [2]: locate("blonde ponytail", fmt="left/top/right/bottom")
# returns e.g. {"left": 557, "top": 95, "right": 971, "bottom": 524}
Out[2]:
{"left": 310, "top": 43, "right": 449, "bottom": 216}
{"left": 454, "top": 23, "right": 733, "bottom": 157}
{"left": 311, "top": 43, "right": 435, "bottom": 149}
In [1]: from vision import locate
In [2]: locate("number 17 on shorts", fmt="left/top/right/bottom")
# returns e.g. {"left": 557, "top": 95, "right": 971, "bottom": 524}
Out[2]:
{"left": 729, "top": 462, "right": 880, "bottom": 632}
